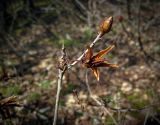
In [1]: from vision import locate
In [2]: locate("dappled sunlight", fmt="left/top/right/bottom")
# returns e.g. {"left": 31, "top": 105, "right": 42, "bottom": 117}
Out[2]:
{"left": 121, "top": 81, "right": 133, "bottom": 93}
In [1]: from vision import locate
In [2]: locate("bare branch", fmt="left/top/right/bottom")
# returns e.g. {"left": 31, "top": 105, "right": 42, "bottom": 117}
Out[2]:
{"left": 68, "top": 33, "right": 102, "bottom": 68}
{"left": 53, "top": 43, "right": 67, "bottom": 125}
{"left": 53, "top": 67, "right": 66, "bottom": 125}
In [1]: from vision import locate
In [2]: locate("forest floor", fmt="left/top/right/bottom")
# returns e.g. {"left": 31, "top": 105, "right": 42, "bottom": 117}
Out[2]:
{"left": 0, "top": 1, "right": 160, "bottom": 125}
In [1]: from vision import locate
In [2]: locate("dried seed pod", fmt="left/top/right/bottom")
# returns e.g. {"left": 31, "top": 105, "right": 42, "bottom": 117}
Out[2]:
{"left": 99, "top": 16, "right": 113, "bottom": 37}
{"left": 83, "top": 45, "right": 118, "bottom": 81}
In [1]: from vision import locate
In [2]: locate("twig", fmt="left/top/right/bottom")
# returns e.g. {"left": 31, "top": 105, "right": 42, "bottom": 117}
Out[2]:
{"left": 75, "top": 0, "right": 88, "bottom": 12}
{"left": 106, "top": 105, "right": 151, "bottom": 113}
{"left": 69, "top": 33, "right": 102, "bottom": 68}
{"left": 53, "top": 44, "right": 67, "bottom": 125}
{"left": 85, "top": 70, "right": 118, "bottom": 125}
{"left": 53, "top": 16, "right": 112, "bottom": 124}
{"left": 53, "top": 33, "right": 102, "bottom": 125}
{"left": 53, "top": 67, "right": 66, "bottom": 125}
{"left": 152, "top": 116, "right": 160, "bottom": 124}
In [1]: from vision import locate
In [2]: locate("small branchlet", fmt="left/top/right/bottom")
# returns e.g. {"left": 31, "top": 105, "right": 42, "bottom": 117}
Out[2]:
{"left": 53, "top": 45, "right": 68, "bottom": 125}
{"left": 69, "top": 16, "right": 114, "bottom": 68}
{"left": 53, "top": 16, "right": 116, "bottom": 125}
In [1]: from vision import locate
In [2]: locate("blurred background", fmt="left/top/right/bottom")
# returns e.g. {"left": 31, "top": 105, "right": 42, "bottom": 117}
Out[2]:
{"left": 0, "top": 0, "right": 160, "bottom": 125}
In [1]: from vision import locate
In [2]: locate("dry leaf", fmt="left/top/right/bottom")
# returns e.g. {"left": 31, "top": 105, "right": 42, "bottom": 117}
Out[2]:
{"left": 83, "top": 45, "right": 118, "bottom": 81}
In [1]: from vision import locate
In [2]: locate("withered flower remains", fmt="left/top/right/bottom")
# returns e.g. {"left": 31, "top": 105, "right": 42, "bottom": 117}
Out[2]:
{"left": 83, "top": 45, "right": 118, "bottom": 81}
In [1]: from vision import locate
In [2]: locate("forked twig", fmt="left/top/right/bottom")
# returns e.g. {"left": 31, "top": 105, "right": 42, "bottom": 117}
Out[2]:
{"left": 53, "top": 16, "right": 113, "bottom": 125}
{"left": 53, "top": 33, "right": 102, "bottom": 125}
{"left": 69, "top": 16, "right": 113, "bottom": 68}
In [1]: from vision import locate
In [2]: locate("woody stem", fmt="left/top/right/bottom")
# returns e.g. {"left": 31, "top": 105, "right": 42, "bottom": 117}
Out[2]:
{"left": 68, "top": 33, "right": 102, "bottom": 68}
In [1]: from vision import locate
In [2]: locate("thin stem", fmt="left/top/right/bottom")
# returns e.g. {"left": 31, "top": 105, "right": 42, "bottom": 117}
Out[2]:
{"left": 53, "top": 33, "right": 102, "bottom": 125}
{"left": 53, "top": 42, "right": 67, "bottom": 125}
{"left": 85, "top": 71, "right": 118, "bottom": 125}
{"left": 53, "top": 68, "right": 66, "bottom": 125}
{"left": 68, "top": 33, "right": 102, "bottom": 68}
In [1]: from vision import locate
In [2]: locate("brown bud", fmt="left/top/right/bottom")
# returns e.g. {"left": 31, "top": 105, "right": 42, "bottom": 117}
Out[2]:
{"left": 117, "top": 15, "right": 124, "bottom": 22}
{"left": 99, "top": 16, "right": 113, "bottom": 37}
